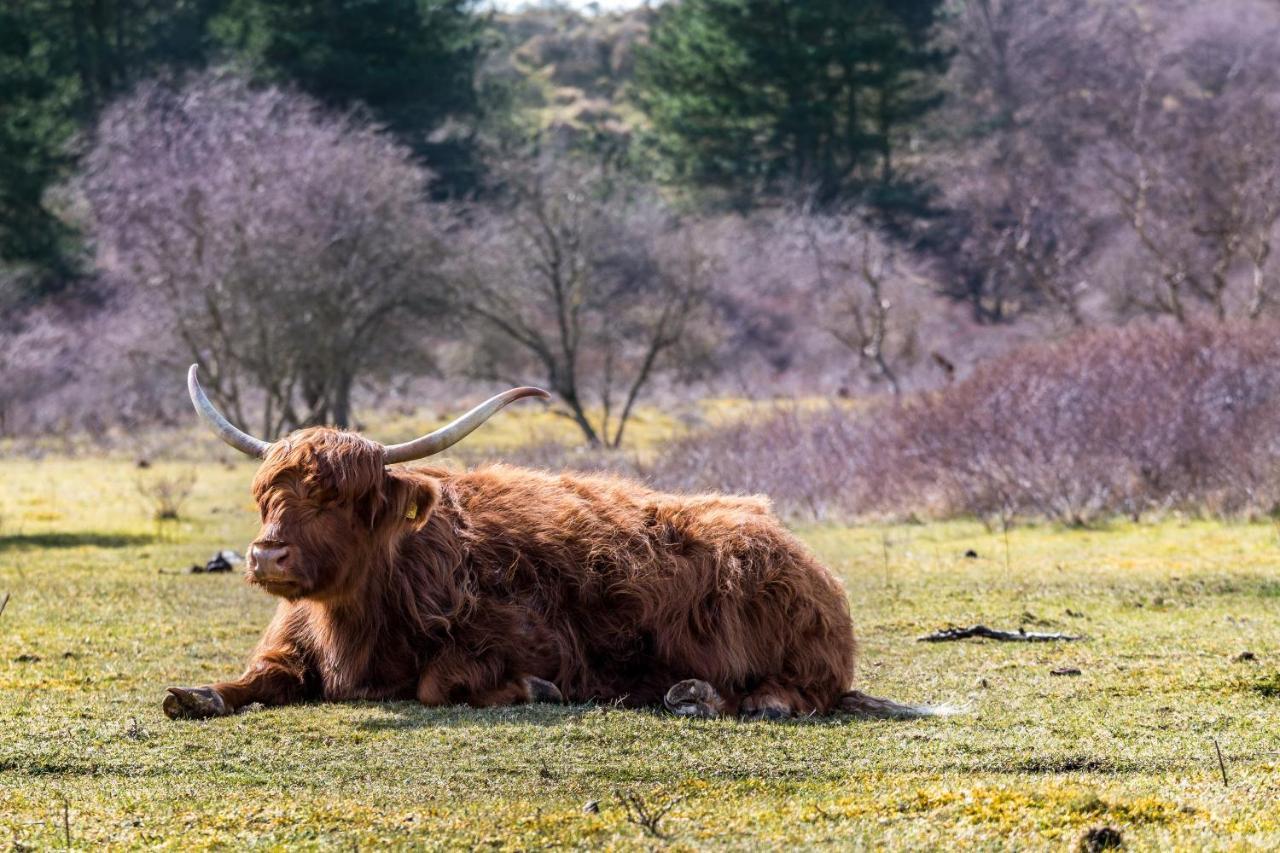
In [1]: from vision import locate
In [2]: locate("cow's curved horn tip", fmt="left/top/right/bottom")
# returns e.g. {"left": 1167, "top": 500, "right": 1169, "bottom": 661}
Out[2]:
{"left": 517, "top": 386, "right": 552, "bottom": 400}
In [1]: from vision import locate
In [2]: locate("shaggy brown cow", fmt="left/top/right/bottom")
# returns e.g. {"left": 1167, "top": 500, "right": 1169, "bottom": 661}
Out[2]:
{"left": 165, "top": 366, "right": 951, "bottom": 721}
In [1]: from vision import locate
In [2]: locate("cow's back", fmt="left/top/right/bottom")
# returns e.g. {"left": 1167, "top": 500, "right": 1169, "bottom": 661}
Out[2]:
{"left": 447, "top": 464, "right": 790, "bottom": 586}
{"left": 440, "top": 464, "right": 855, "bottom": 705}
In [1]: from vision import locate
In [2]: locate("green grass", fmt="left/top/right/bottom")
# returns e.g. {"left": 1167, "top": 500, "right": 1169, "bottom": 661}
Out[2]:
{"left": 2, "top": 459, "right": 1279, "bottom": 849}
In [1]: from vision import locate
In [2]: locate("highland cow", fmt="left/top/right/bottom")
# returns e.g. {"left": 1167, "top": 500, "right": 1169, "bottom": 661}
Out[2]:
{"left": 164, "top": 366, "right": 949, "bottom": 721}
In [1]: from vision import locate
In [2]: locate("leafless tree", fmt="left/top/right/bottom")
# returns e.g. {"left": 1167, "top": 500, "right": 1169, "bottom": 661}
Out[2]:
{"left": 791, "top": 214, "right": 920, "bottom": 397}
{"left": 933, "top": 0, "right": 1116, "bottom": 325}
{"left": 81, "top": 71, "right": 454, "bottom": 433}
{"left": 459, "top": 155, "right": 717, "bottom": 447}
{"left": 1098, "top": 6, "right": 1280, "bottom": 322}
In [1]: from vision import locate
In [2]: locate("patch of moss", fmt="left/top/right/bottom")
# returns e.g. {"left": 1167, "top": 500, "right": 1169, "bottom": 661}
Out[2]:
{"left": 1251, "top": 672, "right": 1280, "bottom": 697}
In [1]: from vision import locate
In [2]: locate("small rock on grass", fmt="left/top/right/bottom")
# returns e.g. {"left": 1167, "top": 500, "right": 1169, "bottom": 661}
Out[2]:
{"left": 186, "top": 550, "right": 242, "bottom": 574}
{"left": 1235, "top": 651, "right": 1257, "bottom": 662}
{"left": 1051, "top": 667, "right": 1083, "bottom": 677}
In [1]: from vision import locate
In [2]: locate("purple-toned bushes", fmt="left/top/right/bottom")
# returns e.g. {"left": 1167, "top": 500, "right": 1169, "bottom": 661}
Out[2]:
{"left": 647, "top": 321, "right": 1280, "bottom": 524}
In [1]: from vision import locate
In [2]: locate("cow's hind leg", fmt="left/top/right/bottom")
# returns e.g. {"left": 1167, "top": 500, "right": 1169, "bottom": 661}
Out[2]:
{"left": 664, "top": 679, "right": 727, "bottom": 718}
{"left": 418, "top": 668, "right": 564, "bottom": 708}
{"left": 463, "top": 679, "right": 553, "bottom": 707}
{"left": 739, "top": 680, "right": 821, "bottom": 721}
{"left": 467, "top": 677, "right": 563, "bottom": 707}
{"left": 523, "top": 676, "right": 564, "bottom": 704}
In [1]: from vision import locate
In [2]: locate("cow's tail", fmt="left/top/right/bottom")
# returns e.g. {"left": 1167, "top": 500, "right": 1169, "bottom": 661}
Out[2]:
{"left": 838, "top": 690, "right": 967, "bottom": 720}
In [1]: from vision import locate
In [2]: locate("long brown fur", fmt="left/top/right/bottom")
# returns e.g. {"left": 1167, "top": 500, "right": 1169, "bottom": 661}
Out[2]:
{"left": 166, "top": 427, "right": 862, "bottom": 718}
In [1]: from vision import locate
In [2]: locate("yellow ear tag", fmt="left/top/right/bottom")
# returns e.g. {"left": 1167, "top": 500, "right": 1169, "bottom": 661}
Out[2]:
{"left": 405, "top": 502, "right": 418, "bottom": 521}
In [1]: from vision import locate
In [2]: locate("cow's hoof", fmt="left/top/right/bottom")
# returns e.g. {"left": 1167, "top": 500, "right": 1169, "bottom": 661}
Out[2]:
{"left": 524, "top": 676, "right": 564, "bottom": 704}
{"left": 742, "top": 705, "right": 789, "bottom": 721}
{"left": 664, "top": 679, "right": 724, "bottom": 719}
{"left": 740, "top": 690, "right": 794, "bottom": 721}
{"left": 163, "top": 686, "right": 229, "bottom": 720}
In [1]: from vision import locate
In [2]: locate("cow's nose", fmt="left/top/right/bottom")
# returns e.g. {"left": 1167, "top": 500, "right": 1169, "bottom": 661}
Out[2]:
{"left": 250, "top": 543, "right": 289, "bottom": 576}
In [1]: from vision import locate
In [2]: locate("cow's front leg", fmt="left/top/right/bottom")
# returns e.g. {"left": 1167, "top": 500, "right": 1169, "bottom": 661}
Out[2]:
{"left": 165, "top": 607, "right": 311, "bottom": 720}
{"left": 164, "top": 658, "right": 309, "bottom": 720}
{"left": 163, "top": 685, "right": 228, "bottom": 719}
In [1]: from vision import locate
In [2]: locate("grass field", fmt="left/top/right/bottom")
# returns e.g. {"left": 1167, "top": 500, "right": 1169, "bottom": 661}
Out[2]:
{"left": 2, "top": 458, "right": 1279, "bottom": 849}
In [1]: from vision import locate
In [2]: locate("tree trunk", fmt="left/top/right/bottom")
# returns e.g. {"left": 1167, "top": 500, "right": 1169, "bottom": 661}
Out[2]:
{"left": 559, "top": 387, "right": 601, "bottom": 446}
{"left": 331, "top": 373, "right": 353, "bottom": 429}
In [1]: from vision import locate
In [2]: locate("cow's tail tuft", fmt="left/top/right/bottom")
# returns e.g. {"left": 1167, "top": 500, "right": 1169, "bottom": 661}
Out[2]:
{"left": 838, "top": 690, "right": 968, "bottom": 720}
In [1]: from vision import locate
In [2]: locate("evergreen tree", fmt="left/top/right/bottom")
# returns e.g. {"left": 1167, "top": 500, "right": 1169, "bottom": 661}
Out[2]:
{"left": 0, "top": 0, "right": 225, "bottom": 295}
{"left": 214, "top": 0, "right": 488, "bottom": 194}
{"left": 634, "top": 0, "right": 947, "bottom": 209}
{"left": 0, "top": 5, "right": 78, "bottom": 291}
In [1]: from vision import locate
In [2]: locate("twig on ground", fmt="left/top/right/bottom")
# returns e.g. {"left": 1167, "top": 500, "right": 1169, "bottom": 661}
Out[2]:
{"left": 616, "top": 789, "right": 682, "bottom": 839}
{"left": 918, "top": 625, "right": 1082, "bottom": 643}
{"left": 1213, "top": 738, "right": 1229, "bottom": 787}
{"left": 0, "top": 592, "right": 9, "bottom": 618}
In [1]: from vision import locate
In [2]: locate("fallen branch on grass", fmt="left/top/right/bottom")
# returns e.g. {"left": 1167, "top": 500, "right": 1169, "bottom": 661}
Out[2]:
{"left": 917, "top": 625, "right": 1081, "bottom": 643}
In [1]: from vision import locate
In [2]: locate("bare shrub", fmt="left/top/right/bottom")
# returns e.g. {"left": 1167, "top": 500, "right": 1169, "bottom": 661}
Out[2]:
{"left": 459, "top": 153, "right": 719, "bottom": 448}
{"left": 0, "top": 287, "right": 190, "bottom": 440}
{"left": 906, "top": 321, "right": 1280, "bottom": 523}
{"left": 615, "top": 789, "right": 681, "bottom": 839}
{"left": 648, "top": 404, "right": 904, "bottom": 522}
{"left": 1098, "top": 10, "right": 1280, "bottom": 322}
{"left": 137, "top": 469, "right": 197, "bottom": 520}
{"left": 702, "top": 211, "right": 1033, "bottom": 397}
{"left": 81, "top": 70, "right": 453, "bottom": 433}
{"left": 651, "top": 321, "right": 1280, "bottom": 524}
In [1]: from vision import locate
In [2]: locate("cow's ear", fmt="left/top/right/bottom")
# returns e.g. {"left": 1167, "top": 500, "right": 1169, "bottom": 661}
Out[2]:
{"left": 380, "top": 470, "right": 440, "bottom": 531}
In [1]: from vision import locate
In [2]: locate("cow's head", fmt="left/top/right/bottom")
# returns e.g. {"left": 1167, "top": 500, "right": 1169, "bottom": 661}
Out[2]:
{"left": 187, "top": 366, "right": 547, "bottom": 600}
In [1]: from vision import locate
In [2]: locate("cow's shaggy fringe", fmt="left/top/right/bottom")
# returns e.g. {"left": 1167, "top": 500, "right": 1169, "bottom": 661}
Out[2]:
{"left": 648, "top": 320, "right": 1280, "bottom": 525}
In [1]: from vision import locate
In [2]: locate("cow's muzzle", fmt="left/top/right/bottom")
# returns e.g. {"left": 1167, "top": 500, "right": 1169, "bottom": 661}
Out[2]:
{"left": 248, "top": 541, "right": 291, "bottom": 582}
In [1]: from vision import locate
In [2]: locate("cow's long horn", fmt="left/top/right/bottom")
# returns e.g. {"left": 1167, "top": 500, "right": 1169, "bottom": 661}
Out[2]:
{"left": 187, "top": 364, "right": 271, "bottom": 458}
{"left": 382, "top": 386, "right": 550, "bottom": 464}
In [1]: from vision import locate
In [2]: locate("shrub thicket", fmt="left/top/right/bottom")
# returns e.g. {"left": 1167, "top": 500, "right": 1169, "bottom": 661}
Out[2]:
{"left": 647, "top": 321, "right": 1280, "bottom": 524}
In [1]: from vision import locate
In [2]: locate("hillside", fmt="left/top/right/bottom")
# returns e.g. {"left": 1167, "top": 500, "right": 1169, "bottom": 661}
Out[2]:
{"left": 489, "top": 5, "right": 651, "bottom": 143}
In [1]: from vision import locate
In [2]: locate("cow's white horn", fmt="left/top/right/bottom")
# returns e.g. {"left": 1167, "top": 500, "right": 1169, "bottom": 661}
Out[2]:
{"left": 382, "top": 387, "right": 550, "bottom": 464}
{"left": 187, "top": 364, "right": 271, "bottom": 458}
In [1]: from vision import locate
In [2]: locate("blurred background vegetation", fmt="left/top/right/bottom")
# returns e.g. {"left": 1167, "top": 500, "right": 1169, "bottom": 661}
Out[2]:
{"left": 5, "top": 0, "right": 1280, "bottom": 525}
